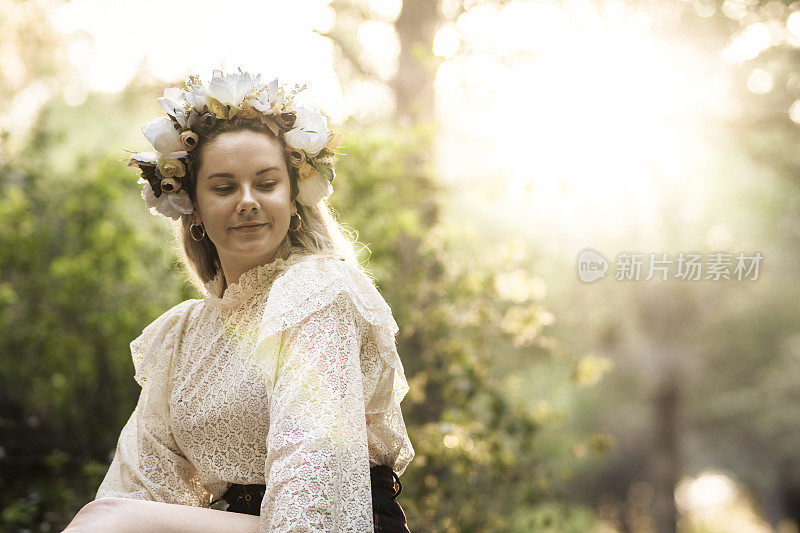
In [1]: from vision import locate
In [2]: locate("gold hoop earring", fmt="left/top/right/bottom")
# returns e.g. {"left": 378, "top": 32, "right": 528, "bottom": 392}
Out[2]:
{"left": 289, "top": 213, "right": 302, "bottom": 232}
{"left": 190, "top": 223, "right": 206, "bottom": 241}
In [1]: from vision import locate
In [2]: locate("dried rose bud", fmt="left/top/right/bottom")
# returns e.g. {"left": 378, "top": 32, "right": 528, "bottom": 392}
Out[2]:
{"left": 180, "top": 131, "right": 200, "bottom": 151}
{"left": 160, "top": 177, "right": 181, "bottom": 193}
{"left": 198, "top": 112, "right": 217, "bottom": 133}
{"left": 288, "top": 148, "right": 306, "bottom": 168}
{"left": 275, "top": 112, "right": 296, "bottom": 131}
{"left": 157, "top": 158, "right": 186, "bottom": 179}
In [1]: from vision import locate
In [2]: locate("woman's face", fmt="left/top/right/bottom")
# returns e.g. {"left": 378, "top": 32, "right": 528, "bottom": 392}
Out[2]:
{"left": 191, "top": 129, "right": 296, "bottom": 275}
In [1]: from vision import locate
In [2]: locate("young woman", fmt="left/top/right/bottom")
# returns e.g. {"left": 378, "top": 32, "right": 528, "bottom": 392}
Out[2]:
{"left": 63, "top": 70, "right": 414, "bottom": 532}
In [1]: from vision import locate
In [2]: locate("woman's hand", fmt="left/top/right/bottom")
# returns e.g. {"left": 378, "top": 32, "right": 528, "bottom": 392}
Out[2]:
{"left": 62, "top": 497, "right": 261, "bottom": 533}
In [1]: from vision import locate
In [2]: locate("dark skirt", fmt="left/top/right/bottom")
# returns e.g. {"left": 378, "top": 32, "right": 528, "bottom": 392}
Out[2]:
{"left": 211, "top": 464, "right": 410, "bottom": 532}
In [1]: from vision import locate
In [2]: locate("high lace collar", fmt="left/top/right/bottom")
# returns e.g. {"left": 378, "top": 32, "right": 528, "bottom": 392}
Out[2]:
{"left": 203, "top": 254, "right": 305, "bottom": 309}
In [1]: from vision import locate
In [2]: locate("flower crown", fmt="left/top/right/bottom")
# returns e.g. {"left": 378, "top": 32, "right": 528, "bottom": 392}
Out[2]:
{"left": 128, "top": 68, "right": 342, "bottom": 220}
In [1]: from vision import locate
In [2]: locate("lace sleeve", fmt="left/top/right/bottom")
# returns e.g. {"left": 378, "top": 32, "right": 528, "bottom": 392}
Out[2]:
{"left": 95, "top": 301, "right": 211, "bottom": 506}
{"left": 260, "top": 292, "right": 373, "bottom": 532}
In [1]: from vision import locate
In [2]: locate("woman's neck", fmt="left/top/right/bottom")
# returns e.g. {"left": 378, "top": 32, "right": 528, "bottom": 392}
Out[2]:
{"left": 218, "top": 244, "right": 293, "bottom": 296}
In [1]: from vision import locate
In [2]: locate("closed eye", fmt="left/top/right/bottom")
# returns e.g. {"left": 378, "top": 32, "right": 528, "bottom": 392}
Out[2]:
{"left": 213, "top": 183, "right": 276, "bottom": 194}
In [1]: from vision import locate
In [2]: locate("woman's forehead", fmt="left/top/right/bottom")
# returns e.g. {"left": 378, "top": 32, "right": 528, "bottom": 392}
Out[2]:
{"left": 200, "top": 130, "right": 287, "bottom": 173}
{"left": 205, "top": 130, "right": 282, "bottom": 154}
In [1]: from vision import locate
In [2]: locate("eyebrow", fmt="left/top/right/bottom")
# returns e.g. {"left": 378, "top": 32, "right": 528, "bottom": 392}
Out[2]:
{"left": 206, "top": 167, "right": 281, "bottom": 180}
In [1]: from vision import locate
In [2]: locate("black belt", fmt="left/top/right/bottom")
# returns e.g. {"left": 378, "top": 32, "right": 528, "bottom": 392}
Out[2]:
{"left": 211, "top": 465, "right": 406, "bottom": 529}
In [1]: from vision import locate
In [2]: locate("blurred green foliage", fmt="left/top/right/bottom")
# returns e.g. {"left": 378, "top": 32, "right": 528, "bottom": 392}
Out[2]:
{"left": 0, "top": 107, "right": 190, "bottom": 529}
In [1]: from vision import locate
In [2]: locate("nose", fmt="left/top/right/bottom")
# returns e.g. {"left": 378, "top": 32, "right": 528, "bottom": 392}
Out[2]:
{"left": 236, "top": 184, "right": 260, "bottom": 214}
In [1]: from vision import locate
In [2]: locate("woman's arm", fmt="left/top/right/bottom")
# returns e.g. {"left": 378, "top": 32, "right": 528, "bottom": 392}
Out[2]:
{"left": 63, "top": 497, "right": 260, "bottom": 533}
{"left": 97, "top": 300, "right": 213, "bottom": 506}
{"left": 260, "top": 292, "right": 374, "bottom": 531}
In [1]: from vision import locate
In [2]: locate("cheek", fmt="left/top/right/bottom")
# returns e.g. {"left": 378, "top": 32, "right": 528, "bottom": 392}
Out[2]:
{"left": 269, "top": 185, "right": 294, "bottom": 215}
{"left": 267, "top": 201, "right": 292, "bottom": 224}
{"left": 195, "top": 190, "right": 228, "bottom": 225}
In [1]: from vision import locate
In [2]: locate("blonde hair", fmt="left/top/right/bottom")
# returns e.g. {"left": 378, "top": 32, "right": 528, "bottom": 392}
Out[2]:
{"left": 171, "top": 117, "right": 360, "bottom": 292}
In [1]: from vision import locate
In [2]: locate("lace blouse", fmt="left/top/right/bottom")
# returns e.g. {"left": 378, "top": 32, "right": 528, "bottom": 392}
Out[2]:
{"left": 95, "top": 253, "right": 415, "bottom": 532}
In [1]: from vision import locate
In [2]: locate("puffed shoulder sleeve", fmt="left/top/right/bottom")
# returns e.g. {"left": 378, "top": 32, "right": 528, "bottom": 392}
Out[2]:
{"left": 95, "top": 299, "right": 211, "bottom": 507}
{"left": 252, "top": 257, "right": 414, "bottom": 532}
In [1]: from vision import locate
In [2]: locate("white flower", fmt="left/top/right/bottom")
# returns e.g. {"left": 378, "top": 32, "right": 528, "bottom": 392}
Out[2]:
{"left": 245, "top": 78, "right": 284, "bottom": 115}
{"left": 185, "top": 84, "right": 211, "bottom": 112}
{"left": 141, "top": 185, "right": 194, "bottom": 220}
{"left": 130, "top": 151, "right": 159, "bottom": 165}
{"left": 284, "top": 107, "right": 329, "bottom": 156}
{"left": 208, "top": 68, "right": 259, "bottom": 110}
{"left": 157, "top": 87, "right": 192, "bottom": 128}
{"left": 141, "top": 117, "right": 187, "bottom": 158}
{"left": 296, "top": 173, "right": 333, "bottom": 205}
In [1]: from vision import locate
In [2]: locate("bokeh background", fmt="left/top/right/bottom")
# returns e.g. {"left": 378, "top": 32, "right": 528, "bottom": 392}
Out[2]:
{"left": 2, "top": 0, "right": 800, "bottom": 531}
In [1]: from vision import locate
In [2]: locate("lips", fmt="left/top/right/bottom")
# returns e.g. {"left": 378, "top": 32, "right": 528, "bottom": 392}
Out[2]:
{"left": 231, "top": 223, "right": 268, "bottom": 230}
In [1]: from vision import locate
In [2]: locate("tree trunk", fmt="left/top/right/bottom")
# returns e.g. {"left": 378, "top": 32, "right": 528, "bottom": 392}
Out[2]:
{"left": 391, "top": 0, "right": 440, "bottom": 124}
{"left": 778, "top": 459, "right": 800, "bottom": 527}
{"left": 651, "top": 374, "right": 680, "bottom": 533}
